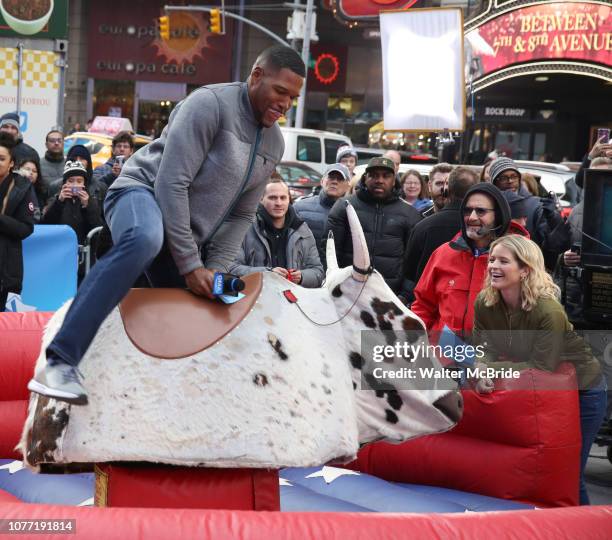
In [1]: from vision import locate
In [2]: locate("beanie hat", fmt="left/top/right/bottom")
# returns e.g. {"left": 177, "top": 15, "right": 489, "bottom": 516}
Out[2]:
{"left": 0, "top": 112, "right": 20, "bottom": 131}
{"left": 63, "top": 160, "right": 88, "bottom": 183}
{"left": 336, "top": 145, "right": 357, "bottom": 161}
{"left": 66, "top": 144, "right": 92, "bottom": 179}
{"left": 489, "top": 157, "right": 521, "bottom": 185}
{"left": 501, "top": 190, "right": 527, "bottom": 219}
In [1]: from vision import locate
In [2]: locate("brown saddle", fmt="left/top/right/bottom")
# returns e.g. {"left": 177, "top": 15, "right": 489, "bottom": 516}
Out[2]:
{"left": 118, "top": 273, "right": 263, "bottom": 359}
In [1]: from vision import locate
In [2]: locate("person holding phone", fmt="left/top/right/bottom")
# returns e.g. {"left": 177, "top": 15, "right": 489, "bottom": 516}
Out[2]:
{"left": 574, "top": 129, "right": 612, "bottom": 190}
{"left": 42, "top": 161, "right": 103, "bottom": 276}
{"left": 92, "top": 131, "right": 135, "bottom": 188}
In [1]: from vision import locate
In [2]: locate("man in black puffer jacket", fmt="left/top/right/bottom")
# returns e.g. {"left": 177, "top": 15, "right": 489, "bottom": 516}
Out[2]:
{"left": 325, "top": 157, "right": 421, "bottom": 292}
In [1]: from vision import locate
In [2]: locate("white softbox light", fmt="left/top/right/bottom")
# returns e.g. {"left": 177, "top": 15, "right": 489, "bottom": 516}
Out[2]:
{"left": 380, "top": 8, "right": 465, "bottom": 131}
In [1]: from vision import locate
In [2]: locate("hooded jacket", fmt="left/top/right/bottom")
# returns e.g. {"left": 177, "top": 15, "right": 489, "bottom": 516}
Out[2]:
{"left": 229, "top": 204, "right": 324, "bottom": 288}
{"left": 0, "top": 173, "right": 36, "bottom": 293}
{"left": 325, "top": 176, "right": 422, "bottom": 292}
{"left": 411, "top": 183, "right": 513, "bottom": 337}
{"left": 42, "top": 167, "right": 103, "bottom": 245}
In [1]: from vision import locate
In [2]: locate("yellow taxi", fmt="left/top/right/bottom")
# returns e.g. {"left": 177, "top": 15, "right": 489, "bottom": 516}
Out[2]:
{"left": 64, "top": 117, "right": 152, "bottom": 169}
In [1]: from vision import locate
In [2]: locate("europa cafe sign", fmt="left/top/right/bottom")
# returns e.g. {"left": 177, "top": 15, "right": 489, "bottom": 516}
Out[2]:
{"left": 466, "top": 2, "right": 611, "bottom": 78}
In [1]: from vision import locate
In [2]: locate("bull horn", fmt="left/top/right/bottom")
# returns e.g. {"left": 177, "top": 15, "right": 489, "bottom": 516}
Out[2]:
{"left": 326, "top": 231, "right": 339, "bottom": 273}
{"left": 347, "top": 202, "right": 371, "bottom": 282}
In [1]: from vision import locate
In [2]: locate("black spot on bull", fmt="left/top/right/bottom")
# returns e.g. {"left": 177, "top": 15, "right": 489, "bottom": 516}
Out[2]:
{"left": 26, "top": 397, "right": 70, "bottom": 465}
{"left": 385, "top": 409, "right": 399, "bottom": 424}
{"left": 375, "top": 388, "right": 403, "bottom": 411}
{"left": 332, "top": 285, "right": 343, "bottom": 297}
{"left": 253, "top": 373, "right": 269, "bottom": 386}
{"left": 360, "top": 310, "right": 376, "bottom": 328}
{"left": 372, "top": 298, "right": 402, "bottom": 317}
{"left": 402, "top": 316, "right": 423, "bottom": 331}
{"left": 349, "top": 352, "right": 365, "bottom": 370}
{"left": 267, "top": 333, "right": 288, "bottom": 360}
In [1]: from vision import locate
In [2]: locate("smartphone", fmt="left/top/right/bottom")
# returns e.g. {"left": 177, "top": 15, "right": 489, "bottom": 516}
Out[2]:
{"left": 570, "top": 243, "right": 581, "bottom": 255}
{"left": 597, "top": 128, "right": 610, "bottom": 142}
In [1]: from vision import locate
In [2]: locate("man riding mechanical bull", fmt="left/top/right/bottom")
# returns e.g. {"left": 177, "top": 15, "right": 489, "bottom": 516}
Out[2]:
{"left": 23, "top": 46, "right": 462, "bottom": 469}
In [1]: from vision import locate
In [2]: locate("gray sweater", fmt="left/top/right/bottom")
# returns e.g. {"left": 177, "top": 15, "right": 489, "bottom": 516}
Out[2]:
{"left": 109, "top": 82, "right": 284, "bottom": 274}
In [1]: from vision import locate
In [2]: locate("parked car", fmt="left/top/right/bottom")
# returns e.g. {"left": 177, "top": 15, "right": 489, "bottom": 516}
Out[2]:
{"left": 514, "top": 161, "right": 575, "bottom": 212}
{"left": 353, "top": 146, "right": 437, "bottom": 166}
{"left": 280, "top": 127, "right": 351, "bottom": 175}
{"left": 276, "top": 161, "right": 322, "bottom": 200}
{"left": 64, "top": 132, "right": 152, "bottom": 169}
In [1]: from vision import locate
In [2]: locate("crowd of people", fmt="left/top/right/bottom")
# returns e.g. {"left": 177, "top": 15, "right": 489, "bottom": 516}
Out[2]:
{"left": 0, "top": 44, "right": 609, "bottom": 506}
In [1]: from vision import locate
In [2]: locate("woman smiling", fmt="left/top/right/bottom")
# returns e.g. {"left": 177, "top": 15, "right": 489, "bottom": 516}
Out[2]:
{"left": 473, "top": 234, "right": 606, "bottom": 505}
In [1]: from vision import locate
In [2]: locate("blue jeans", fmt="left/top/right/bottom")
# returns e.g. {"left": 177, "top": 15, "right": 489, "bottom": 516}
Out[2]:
{"left": 47, "top": 187, "right": 171, "bottom": 367}
{"left": 578, "top": 376, "right": 608, "bottom": 505}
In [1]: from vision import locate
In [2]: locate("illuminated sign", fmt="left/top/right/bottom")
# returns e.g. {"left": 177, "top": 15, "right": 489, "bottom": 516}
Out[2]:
{"left": 335, "top": 0, "right": 421, "bottom": 20}
{"left": 466, "top": 2, "right": 612, "bottom": 79}
{"left": 314, "top": 53, "right": 340, "bottom": 84}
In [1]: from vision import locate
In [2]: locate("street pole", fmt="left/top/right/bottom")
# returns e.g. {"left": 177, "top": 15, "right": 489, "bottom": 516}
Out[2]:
{"left": 284, "top": 0, "right": 302, "bottom": 128}
{"left": 294, "top": 0, "right": 313, "bottom": 129}
{"left": 16, "top": 43, "right": 23, "bottom": 118}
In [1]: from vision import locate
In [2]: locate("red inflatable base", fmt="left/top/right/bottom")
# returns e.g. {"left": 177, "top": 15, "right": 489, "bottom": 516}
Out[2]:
{"left": 94, "top": 464, "right": 279, "bottom": 511}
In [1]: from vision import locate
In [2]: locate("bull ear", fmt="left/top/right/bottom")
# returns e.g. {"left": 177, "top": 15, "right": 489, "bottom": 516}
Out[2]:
{"left": 347, "top": 202, "right": 371, "bottom": 282}
{"left": 326, "top": 231, "right": 339, "bottom": 273}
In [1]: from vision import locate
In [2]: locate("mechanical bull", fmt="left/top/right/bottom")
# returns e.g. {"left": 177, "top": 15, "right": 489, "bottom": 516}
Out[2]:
{"left": 19, "top": 204, "right": 462, "bottom": 470}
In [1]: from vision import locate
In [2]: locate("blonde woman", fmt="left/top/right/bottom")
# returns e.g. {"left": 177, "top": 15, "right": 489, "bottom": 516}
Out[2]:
{"left": 473, "top": 234, "right": 606, "bottom": 505}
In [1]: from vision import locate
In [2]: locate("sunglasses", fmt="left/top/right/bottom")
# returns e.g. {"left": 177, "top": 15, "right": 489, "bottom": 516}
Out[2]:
{"left": 463, "top": 206, "right": 495, "bottom": 217}
{"left": 496, "top": 174, "right": 520, "bottom": 183}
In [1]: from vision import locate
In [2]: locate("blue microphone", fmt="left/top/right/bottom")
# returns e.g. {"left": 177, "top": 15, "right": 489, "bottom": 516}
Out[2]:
{"left": 212, "top": 273, "right": 245, "bottom": 296}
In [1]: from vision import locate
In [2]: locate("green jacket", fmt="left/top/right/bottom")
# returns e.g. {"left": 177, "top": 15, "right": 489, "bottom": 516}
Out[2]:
{"left": 473, "top": 294, "right": 601, "bottom": 390}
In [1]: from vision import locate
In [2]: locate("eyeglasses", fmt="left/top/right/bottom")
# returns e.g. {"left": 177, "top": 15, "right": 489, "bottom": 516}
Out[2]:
{"left": 496, "top": 173, "right": 520, "bottom": 183}
{"left": 47, "top": 138, "right": 63, "bottom": 143}
{"left": 463, "top": 206, "right": 495, "bottom": 217}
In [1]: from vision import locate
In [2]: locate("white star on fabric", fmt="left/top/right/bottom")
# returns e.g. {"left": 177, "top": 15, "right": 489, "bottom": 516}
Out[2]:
{"left": 77, "top": 497, "right": 94, "bottom": 506}
{"left": 279, "top": 478, "right": 293, "bottom": 487}
{"left": 305, "top": 466, "right": 361, "bottom": 484}
{"left": 0, "top": 461, "right": 24, "bottom": 474}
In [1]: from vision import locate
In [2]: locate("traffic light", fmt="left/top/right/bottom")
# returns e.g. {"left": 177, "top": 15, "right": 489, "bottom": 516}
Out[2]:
{"left": 209, "top": 9, "right": 222, "bottom": 34}
{"left": 158, "top": 15, "right": 170, "bottom": 40}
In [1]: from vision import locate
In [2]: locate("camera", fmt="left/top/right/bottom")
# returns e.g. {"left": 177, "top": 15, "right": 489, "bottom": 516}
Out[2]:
{"left": 71, "top": 187, "right": 80, "bottom": 195}
{"left": 115, "top": 155, "right": 125, "bottom": 166}
{"left": 570, "top": 243, "right": 581, "bottom": 255}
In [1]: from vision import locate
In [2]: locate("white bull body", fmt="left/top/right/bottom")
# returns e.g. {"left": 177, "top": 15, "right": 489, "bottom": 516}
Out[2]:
{"left": 20, "top": 205, "right": 462, "bottom": 469}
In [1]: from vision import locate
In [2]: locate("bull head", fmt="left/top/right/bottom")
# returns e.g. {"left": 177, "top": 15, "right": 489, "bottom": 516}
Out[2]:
{"left": 324, "top": 203, "right": 463, "bottom": 442}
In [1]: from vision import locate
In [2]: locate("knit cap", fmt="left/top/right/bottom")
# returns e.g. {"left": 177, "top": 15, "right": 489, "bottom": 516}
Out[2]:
{"left": 0, "top": 112, "right": 20, "bottom": 131}
{"left": 489, "top": 157, "right": 521, "bottom": 185}
{"left": 63, "top": 160, "right": 88, "bottom": 183}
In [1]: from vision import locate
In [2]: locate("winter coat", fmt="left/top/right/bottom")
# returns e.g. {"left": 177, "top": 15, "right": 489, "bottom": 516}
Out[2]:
{"left": 0, "top": 173, "right": 36, "bottom": 293}
{"left": 42, "top": 194, "right": 103, "bottom": 244}
{"left": 13, "top": 139, "right": 38, "bottom": 165}
{"left": 93, "top": 158, "right": 117, "bottom": 188}
{"left": 411, "top": 183, "right": 513, "bottom": 337}
{"left": 293, "top": 190, "right": 339, "bottom": 264}
{"left": 403, "top": 199, "right": 463, "bottom": 286}
{"left": 230, "top": 205, "right": 324, "bottom": 288}
{"left": 473, "top": 295, "right": 602, "bottom": 390}
{"left": 325, "top": 178, "right": 422, "bottom": 292}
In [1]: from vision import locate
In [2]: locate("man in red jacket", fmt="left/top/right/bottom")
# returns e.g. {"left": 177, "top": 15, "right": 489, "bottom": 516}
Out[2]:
{"left": 410, "top": 183, "right": 514, "bottom": 338}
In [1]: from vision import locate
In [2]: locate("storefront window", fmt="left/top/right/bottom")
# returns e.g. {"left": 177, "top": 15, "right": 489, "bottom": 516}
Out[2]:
{"left": 93, "top": 80, "right": 135, "bottom": 122}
